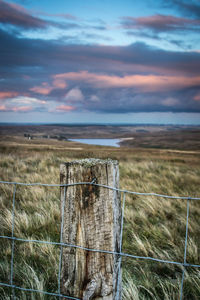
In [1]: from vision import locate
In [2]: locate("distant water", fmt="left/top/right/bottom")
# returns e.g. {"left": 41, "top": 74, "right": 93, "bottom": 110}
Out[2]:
{"left": 69, "top": 138, "right": 120, "bottom": 147}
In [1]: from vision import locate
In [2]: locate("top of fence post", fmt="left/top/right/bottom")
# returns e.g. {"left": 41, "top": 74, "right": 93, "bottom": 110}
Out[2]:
{"left": 62, "top": 158, "right": 118, "bottom": 166}
{"left": 60, "top": 158, "right": 122, "bottom": 300}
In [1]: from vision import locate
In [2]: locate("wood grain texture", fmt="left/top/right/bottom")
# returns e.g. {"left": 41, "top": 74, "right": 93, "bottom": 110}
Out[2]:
{"left": 60, "top": 159, "right": 121, "bottom": 300}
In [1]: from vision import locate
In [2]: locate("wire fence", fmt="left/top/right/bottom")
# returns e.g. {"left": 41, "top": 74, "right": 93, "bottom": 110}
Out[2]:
{"left": 0, "top": 179, "right": 200, "bottom": 300}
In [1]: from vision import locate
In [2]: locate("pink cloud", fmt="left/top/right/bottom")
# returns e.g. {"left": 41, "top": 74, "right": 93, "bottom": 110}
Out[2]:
{"left": 0, "top": 105, "right": 6, "bottom": 111}
{"left": 54, "top": 71, "right": 200, "bottom": 92}
{"left": 7, "top": 1, "right": 29, "bottom": 14}
{"left": 55, "top": 105, "right": 75, "bottom": 112}
{"left": 194, "top": 94, "right": 200, "bottom": 101}
{"left": 52, "top": 79, "right": 67, "bottom": 89}
{"left": 30, "top": 85, "right": 53, "bottom": 95}
{"left": 39, "top": 11, "right": 77, "bottom": 20}
{"left": 11, "top": 106, "right": 33, "bottom": 112}
{"left": 0, "top": 105, "right": 33, "bottom": 112}
{"left": 0, "top": 91, "right": 19, "bottom": 99}
{"left": 122, "top": 14, "right": 200, "bottom": 31}
{"left": 30, "top": 80, "right": 67, "bottom": 95}
{"left": 0, "top": 0, "right": 47, "bottom": 29}
{"left": 57, "top": 13, "right": 77, "bottom": 20}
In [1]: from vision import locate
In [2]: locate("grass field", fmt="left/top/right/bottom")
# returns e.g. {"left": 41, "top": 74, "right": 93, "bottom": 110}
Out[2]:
{"left": 0, "top": 131, "right": 200, "bottom": 299}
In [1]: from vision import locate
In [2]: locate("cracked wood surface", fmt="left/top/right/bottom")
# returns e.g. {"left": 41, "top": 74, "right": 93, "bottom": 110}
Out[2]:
{"left": 60, "top": 159, "right": 121, "bottom": 300}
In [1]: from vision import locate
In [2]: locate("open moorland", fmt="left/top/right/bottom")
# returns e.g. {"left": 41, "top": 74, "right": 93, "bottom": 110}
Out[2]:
{"left": 0, "top": 124, "right": 200, "bottom": 299}
{"left": 1, "top": 124, "right": 200, "bottom": 150}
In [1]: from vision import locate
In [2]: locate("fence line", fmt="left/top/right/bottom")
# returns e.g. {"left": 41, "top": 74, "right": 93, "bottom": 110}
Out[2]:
{"left": 0, "top": 179, "right": 200, "bottom": 300}
{"left": 0, "top": 180, "right": 200, "bottom": 200}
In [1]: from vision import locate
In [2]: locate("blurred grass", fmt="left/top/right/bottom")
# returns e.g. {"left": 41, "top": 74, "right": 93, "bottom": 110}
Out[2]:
{"left": 0, "top": 137, "right": 200, "bottom": 299}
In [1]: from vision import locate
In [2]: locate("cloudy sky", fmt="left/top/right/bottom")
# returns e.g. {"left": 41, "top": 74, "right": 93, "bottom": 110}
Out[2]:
{"left": 0, "top": 0, "right": 200, "bottom": 124}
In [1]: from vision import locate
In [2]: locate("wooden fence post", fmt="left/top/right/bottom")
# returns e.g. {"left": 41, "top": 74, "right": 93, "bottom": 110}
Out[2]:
{"left": 60, "top": 158, "right": 122, "bottom": 300}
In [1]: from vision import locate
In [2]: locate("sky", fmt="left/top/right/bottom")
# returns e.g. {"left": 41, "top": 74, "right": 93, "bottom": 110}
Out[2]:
{"left": 0, "top": 0, "right": 200, "bottom": 124}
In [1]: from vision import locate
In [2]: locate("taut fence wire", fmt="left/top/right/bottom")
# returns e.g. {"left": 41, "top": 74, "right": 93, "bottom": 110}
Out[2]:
{"left": 0, "top": 179, "right": 200, "bottom": 300}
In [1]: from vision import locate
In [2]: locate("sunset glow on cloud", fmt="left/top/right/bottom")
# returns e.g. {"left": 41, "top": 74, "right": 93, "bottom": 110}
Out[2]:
{"left": 0, "top": 91, "right": 19, "bottom": 99}
{"left": 0, "top": 105, "right": 33, "bottom": 112}
{"left": 54, "top": 71, "right": 200, "bottom": 92}
{"left": 121, "top": 14, "right": 200, "bottom": 32}
{"left": 0, "top": 105, "right": 6, "bottom": 111}
{"left": 194, "top": 94, "right": 200, "bottom": 101}
{"left": 55, "top": 105, "right": 75, "bottom": 112}
{"left": 30, "top": 85, "right": 53, "bottom": 96}
{"left": 0, "top": 0, "right": 200, "bottom": 123}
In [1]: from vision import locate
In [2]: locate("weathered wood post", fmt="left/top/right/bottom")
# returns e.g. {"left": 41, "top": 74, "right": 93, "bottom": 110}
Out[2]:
{"left": 60, "top": 158, "right": 122, "bottom": 300}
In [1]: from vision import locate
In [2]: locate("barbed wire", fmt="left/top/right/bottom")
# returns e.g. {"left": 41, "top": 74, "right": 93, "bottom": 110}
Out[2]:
{"left": 0, "top": 179, "right": 200, "bottom": 300}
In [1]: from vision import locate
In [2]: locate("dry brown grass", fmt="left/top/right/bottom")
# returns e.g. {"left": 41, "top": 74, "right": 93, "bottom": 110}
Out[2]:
{"left": 0, "top": 136, "right": 200, "bottom": 299}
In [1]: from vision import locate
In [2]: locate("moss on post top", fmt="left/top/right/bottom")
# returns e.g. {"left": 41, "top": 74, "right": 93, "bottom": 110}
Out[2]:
{"left": 62, "top": 158, "right": 118, "bottom": 168}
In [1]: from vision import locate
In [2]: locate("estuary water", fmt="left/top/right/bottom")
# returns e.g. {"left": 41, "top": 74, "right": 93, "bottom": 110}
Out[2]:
{"left": 69, "top": 138, "right": 120, "bottom": 147}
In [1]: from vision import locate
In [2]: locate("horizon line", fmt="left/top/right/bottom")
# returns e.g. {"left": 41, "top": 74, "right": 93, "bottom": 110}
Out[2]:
{"left": 0, "top": 122, "right": 200, "bottom": 126}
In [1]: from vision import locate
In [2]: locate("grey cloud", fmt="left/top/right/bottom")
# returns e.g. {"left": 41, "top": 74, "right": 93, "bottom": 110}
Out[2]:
{"left": 1, "top": 27, "right": 200, "bottom": 113}
{"left": 162, "top": 0, "right": 200, "bottom": 18}
{"left": 0, "top": 0, "right": 47, "bottom": 29}
{"left": 1, "top": 28, "right": 200, "bottom": 77}
{"left": 121, "top": 14, "right": 200, "bottom": 33}
{"left": 78, "top": 88, "right": 200, "bottom": 113}
{"left": 0, "top": 0, "right": 81, "bottom": 31}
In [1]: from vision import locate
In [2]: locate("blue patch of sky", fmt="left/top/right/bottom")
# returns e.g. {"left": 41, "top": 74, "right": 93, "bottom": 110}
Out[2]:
{"left": 5, "top": 0, "right": 198, "bottom": 51}
{"left": 1, "top": 111, "right": 200, "bottom": 125}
